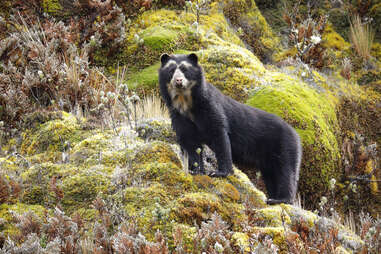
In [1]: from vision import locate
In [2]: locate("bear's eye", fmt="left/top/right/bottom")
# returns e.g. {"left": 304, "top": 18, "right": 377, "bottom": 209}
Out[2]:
{"left": 168, "top": 65, "right": 176, "bottom": 76}
{"left": 179, "top": 65, "right": 188, "bottom": 73}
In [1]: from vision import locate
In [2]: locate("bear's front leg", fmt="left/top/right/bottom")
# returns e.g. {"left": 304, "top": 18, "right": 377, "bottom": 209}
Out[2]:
{"left": 172, "top": 115, "right": 205, "bottom": 175}
{"left": 208, "top": 130, "right": 233, "bottom": 177}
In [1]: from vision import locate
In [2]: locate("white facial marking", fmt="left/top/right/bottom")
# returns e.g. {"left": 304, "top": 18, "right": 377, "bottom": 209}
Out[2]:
{"left": 162, "top": 59, "right": 177, "bottom": 69}
{"left": 180, "top": 61, "right": 193, "bottom": 68}
{"left": 171, "top": 68, "right": 186, "bottom": 86}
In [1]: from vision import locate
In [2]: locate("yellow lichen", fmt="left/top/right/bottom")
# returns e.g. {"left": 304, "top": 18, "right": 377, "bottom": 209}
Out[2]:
{"left": 232, "top": 232, "right": 250, "bottom": 252}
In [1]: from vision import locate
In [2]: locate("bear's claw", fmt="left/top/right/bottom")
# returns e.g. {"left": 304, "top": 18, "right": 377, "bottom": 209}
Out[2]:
{"left": 208, "top": 171, "right": 232, "bottom": 177}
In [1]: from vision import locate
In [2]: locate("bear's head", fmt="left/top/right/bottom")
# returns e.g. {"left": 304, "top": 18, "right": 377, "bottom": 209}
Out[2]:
{"left": 158, "top": 53, "right": 203, "bottom": 92}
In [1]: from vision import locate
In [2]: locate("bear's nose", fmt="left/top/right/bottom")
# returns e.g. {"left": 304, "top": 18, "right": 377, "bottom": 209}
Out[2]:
{"left": 175, "top": 78, "right": 183, "bottom": 88}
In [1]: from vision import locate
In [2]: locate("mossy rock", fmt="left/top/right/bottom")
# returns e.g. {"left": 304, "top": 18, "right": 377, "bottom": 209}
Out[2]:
{"left": 124, "top": 7, "right": 243, "bottom": 74}
{"left": 127, "top": 62, "right": 161, "bottom": 92}
{"left": 61, "top": 167, "right": 112, "bottom": 212}
{"left": 220, "top": 0, "right": 281, "bottom": 62}
{"left": 133, "top": 141, "right": 182, "bottom": 167}
{"left": 124, "top": 9, "right": 199, "bottom": 71}
{"left": 20, "top": 112, "right": 88, "bottom": 160}
{"left": 141, "top": 26, "right": 179, "bottom": 51}
{"left": 136, "top": 119, "right": 176, "bottom": 143}
{"left": 199, "top": 45, "right": 266, "bottom": 102}
{"left": 247, "top": 79, "right": 340, "bottom": 207}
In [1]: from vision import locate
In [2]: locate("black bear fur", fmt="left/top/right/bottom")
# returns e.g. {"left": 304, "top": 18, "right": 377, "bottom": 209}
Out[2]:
{"left": 158, "top": 53, "right": 302, "bottom": 205}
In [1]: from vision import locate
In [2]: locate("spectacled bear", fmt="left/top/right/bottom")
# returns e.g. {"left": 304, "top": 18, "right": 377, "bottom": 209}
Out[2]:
{"left": 158, "top": 53, "right": 302, "bottom": 205}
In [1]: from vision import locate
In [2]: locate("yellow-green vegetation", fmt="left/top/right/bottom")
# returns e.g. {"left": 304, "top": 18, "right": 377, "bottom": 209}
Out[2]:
{"left": 199, "top": 45, "right": 266, "bottom": 101}
{"left": 322, "top": 24, "right": 351, "bottom": 52}
{"left": 220, "top": 0, "right": 281, "bottom": 61}
{"left": 247, "top": 77, "right": 341, "bottom": 205}
{"left": 20, "top": 112, "right": 88, "bottom": 161}
{"left": 1, "top": 2, "right": 378, "bottom": 252}
{"left": 0, "top": 203, "right": 46, "bottom": 237}
{"left": 371, "top": 42, "right": 381, "bottom": 62}
{"left": 42, "top": 0, "right": 62, "bottom": 15}
{"left": 0, "top": 114, "right": 364, "bottom": 253}
{"left": 136, "top": 119, "right": 175, "bottom": 143}
{"left": 127, "top": 62, "right": 161, "bottom": 91}
{"left": 318, "top": 23, "right": 352, "bottom": 69}
{"left": 123, "top": 5, "right": 243, "bottom": 93}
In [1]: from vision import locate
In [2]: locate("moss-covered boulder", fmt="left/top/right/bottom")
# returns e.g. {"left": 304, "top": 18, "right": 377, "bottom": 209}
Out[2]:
{"left": 136, "top": 119, "right": 176, "bottom": 143}
{"left": 20, "top": 112, "right": 88, "bottom": 162}
{"left": 199, "top": 45, "right": 266, "bottom": 102}
{"left": 124, "top": 5, "right": 244, "bottom": 93}
{"left": 247, "top": 76, "right": 340, "bottom": 207}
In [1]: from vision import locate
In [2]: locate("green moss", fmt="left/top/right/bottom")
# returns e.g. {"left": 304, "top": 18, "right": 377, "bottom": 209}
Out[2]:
{"left": 199, "top": 45, "right": 266, "bottom": 102}
{"left": 61, "top": 169, "right": 111, "bottom": 212}
{"left": 173, "top": 192, "right": 225, "bottom": 224}
{"left": 254, "top": 206, "right": 292, "bottom": 227}
{"left": 133, "top": 141, "right": 181, "bottom": 167}
{"left": 227, "top": 169, "right": 267, "bottom": 208}
{"left": 215, "top": 181, "right": 241, "bottom": 202}
{"left": 124, "top": 10, "right": 199, "bottom": 71}
{"left": 231, "top": 232, "right": 250, "bottom": 252}
{"left": 254, "top": 226, "right": 286, "bottom": 250}
{"left": 247, "top": 78, "right": 340, "bottom": 205}
{"left": 70, "top": 131, "right": 115, "bottom": 166}
{"left": 42, "top": 0, "right": 62, "bottom": 15}
{"left": 123, "top": 7, "right": 243, "bottom": 74}
{"left": 136, "top": 119, "right": 176, "bottom": 143}
{"left": 322, "top": 24, "right": 350, "bottom": 51}
{"left": 141, "top": 26, "right": 179, "bottom": 51}
{"left": 0, "top": 203, "right": 45, "bottom": 237}
{"left": 127, "top": 62, "right": 160, "bottom": 91}
{"left": 281, "top": 205, "right": 317, "bottom": 228}
{"left": 221, "top": 0, "right": 281, "bottom": 61}
{"left": 20, "top": 112, "right": 87, "bottom": 160}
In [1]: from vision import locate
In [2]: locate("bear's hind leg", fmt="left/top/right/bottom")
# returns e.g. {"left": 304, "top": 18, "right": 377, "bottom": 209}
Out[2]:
{"left": 266, "top": 165, "right": 297, "bottom": 205}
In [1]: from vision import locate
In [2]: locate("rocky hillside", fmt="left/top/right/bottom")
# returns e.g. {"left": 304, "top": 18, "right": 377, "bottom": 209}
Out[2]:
{"left": 0, "top": 0, "right": 380, "bottom": 253}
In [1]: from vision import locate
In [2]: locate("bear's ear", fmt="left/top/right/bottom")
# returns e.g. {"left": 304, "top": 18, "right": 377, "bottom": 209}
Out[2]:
{"left": 188, "top": 53, "right": 198, "bottom": 65}
{"left": 160, "top": 53, "right": 171, "bottom": 66}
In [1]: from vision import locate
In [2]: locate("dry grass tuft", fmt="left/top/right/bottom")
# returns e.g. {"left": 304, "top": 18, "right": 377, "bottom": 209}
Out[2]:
{"left": 349, "top": 15, "right": 374, "bottom": 62}
{"left": 136, "top": 95, "right": 169, "bottom": 120}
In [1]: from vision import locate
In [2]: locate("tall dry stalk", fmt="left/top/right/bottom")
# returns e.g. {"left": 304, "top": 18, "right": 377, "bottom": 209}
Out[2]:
{"left": 349, "top": 15, "right": 374, "bottom": 62}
